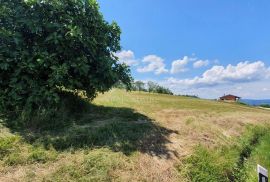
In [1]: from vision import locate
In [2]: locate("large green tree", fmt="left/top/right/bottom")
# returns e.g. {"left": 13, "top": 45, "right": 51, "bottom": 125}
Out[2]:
{"left": 0, "top": 0, "right": 132, "bottom": 111}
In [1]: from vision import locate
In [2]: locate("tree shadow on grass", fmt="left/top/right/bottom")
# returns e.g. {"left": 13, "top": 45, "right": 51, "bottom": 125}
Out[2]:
{"left": 1, "top": 93, "right": 178, "bottom": 159}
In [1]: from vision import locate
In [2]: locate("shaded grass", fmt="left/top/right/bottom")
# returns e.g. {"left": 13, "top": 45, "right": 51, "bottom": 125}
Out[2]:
{"left": 1, "top": 91, "right": 177, "bottom": 157}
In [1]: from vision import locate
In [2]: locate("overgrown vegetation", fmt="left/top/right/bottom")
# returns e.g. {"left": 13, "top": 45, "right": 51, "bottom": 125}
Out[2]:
{"left": 0, "top": 0, "right": 132, "bottom": 114}
{"left": 180, "top": 125, "right": 270, "bottom": 182}
{"left": 244, "top": 132, "right": 270, "bottom": 181}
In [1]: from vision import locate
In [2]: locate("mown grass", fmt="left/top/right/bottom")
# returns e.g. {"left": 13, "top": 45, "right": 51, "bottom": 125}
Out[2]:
{"left": 0, "top": 89, "right": 270, "bottom": 181}
{"left": 44, "top": 148, "right": 132, "bottom": 182}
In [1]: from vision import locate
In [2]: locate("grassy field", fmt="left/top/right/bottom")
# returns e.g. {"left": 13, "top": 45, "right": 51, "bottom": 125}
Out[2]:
{"left": 1, "top": 89, "right": 270, "bottom": 181}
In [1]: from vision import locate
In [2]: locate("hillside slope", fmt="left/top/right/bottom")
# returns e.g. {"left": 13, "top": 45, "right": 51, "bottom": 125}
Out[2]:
{"left": 1, "top": 89, "right": 270, "bottom": 181}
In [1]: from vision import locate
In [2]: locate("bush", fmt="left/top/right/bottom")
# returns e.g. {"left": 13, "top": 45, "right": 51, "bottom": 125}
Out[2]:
{"left": 0, "top": 0, "right": 132, "bottom": 112}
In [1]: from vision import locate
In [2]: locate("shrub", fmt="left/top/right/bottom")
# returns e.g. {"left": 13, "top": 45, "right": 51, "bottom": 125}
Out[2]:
{"left": 0, "top": 0, "right": 132, "bottom": 112}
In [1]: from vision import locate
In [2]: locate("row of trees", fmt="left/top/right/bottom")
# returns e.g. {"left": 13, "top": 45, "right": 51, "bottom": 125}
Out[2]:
{"left": 115, "top": 81, "right": 173, "bottom": 95}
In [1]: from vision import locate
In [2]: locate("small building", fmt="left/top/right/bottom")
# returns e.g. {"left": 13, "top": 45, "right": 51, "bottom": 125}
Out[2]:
{"left": 219, "top": 94, "right": 241, "bottom": 102}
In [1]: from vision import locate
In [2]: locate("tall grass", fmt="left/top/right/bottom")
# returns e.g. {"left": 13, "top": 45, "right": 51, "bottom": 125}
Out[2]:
{"left": 245, "top": 132, "right": 270, "bottom": 181}
{"left": 179, "top": 125, "right": 270, "bottom": 182}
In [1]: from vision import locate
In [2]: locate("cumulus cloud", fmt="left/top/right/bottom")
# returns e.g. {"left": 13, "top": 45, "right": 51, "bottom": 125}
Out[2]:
{"left": 114, "top": 50, "right": 138, "bottom": 66}
{"left": 170, "top": 56, "right": 211, "bottom": 74}
{"left": 167, "top": 61, "right": 270, "bottom": 88}
{"left": 193, "top": 60, "right": 209, "bottom": 68}
{"left": 137, "top": 55, "right": 168, "bottom": 75}
{"left": 170, "top": 56, "right": 190, "bottom": 74}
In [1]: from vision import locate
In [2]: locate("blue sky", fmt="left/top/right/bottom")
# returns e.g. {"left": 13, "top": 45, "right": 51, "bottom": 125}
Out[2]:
{"left": 98, "top": 0, "right": 270, "bottom": 99}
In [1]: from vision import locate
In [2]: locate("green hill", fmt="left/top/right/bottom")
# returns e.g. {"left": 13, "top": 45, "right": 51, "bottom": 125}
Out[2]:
{"left": 1, "top": 89, "right": 270, "bottom": 181}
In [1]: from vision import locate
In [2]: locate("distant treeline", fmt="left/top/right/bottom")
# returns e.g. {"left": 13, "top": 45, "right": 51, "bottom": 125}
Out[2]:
{"left": 176, "top": 94, "right": 199, "bottom": 99}
{"left": 260, "top": 104, "right": 270, "bottom": 108}
{"left": 115, "top": 81, "right": 173, "bottom": 95}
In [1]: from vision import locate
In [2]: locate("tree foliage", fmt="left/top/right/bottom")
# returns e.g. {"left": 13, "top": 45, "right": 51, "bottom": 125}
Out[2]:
{"left": 117, "top": 81, "right": 173, "bottom": 95}
{"left": 0, "top": 0, "right": 132, "bottom": 111}
{"left": 133, "top": 81, "right": 145, "bottom": 91}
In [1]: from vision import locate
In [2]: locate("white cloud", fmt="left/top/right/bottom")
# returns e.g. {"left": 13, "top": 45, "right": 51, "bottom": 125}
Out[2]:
{"left": 137, "top": 55, "right": 168, "bottom": 75}
{"left": 193, "top": 60, "right": 209, "bottom": 68}
{"left": 167, "top": 61, "right": 270, "bottom": 88}
{"left": 170, "top": 56, "right": 190, "bottom": 74}
{"left": 236, "top": 86, "right": 243, "bottom": 90}
{"left": 170, "top": 56, "right": 212, "bottom": 74}
{"left": 160, "top": 79, "right": 270, "bottom": 99}
{"left": 114, "top": 50, "right": 138, "bottom": 66}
